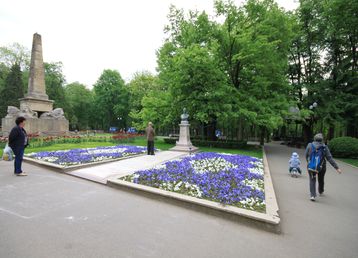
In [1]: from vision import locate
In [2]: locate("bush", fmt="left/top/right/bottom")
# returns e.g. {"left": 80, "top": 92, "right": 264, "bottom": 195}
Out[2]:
{"left": 163, "top": 138, "right": 177, "bottom": 144}
{"left": 328, "top": 137, "right": 358, "bottom": 158}
{"left": 163, "top": 137, "right": 248, "bottom": 149}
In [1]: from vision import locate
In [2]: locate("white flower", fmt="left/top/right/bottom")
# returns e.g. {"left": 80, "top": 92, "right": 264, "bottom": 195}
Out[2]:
{"left": 190, "top": 157, "right": 238, "bottom": 174}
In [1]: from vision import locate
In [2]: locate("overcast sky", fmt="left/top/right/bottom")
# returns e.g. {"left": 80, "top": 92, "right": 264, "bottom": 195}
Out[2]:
{"left": 0, "top": 0, "right": 298, "bottom": 88}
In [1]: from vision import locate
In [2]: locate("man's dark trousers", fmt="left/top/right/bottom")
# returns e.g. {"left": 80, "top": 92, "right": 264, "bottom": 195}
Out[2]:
{"left": 147, "top": 141, "right": 154, "bottom": 155}
{"left": 308, "top": 165, "right": 327, "bottom": 197}
{"left": 13, "top": 147, "right": 24, "bottom": 174}
{"left": 318, "top": 165, "right": 327, "bottom": 194}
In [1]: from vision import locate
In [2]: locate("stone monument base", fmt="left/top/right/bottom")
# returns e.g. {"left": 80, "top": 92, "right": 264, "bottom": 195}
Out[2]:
{"left": 1, "top": 117, "right": 69, "bottom": 136}
{"left": 20, "top": 97, "right": 54, "bottom": 113}
{"left": 170, "top": 122, "right": 199, "bottom": 153}
{"left": 170, "top": 143, "right": 199, "bottom": 153}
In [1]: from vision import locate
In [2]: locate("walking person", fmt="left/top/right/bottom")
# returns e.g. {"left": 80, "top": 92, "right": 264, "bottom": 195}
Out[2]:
{"left": 146, "top": 122, "right": 155, "bottom": 155}
{"left": 305, "top": 133, "right": 342, "bottom": 201}
{"left": 8, "top": 117, "right": 29, "bottom": 176}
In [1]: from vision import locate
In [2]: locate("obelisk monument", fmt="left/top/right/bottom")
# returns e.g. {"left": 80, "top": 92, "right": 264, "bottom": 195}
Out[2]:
{"left": 1, "top": 33, "right": 69, "bottom": 136}
{"left": 20, "top": 33, "right": 53, "bottom": 113}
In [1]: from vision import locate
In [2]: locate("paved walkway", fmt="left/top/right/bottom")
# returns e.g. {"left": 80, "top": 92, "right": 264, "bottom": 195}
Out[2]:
{"left": 66, "top": 151, "right": 186, "bottom": 184}
{"left": 0, "top": 143, "right": 357, "bottom": 258}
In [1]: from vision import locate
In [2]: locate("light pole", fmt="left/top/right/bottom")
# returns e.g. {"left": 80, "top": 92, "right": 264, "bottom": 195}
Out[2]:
{"left": 309, "top": 102, "right": 318, "bottom": 110}
{"left": 309, "top": 102, "right": 318, "bottom": 141}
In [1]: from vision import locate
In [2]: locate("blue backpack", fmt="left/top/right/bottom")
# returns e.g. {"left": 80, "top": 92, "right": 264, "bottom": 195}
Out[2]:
{"left": 308, "top": 144, "right": 325, "bottom": 173}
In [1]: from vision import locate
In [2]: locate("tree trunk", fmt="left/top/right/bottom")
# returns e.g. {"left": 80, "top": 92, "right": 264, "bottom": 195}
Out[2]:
{"left": 328, "top": 125, "right": 335, "bottom": 141}
{"left": 347, "top": 121, "right": 358, "bottom": 138}
{"left": 237, "top": 118, "right": 244, "bottom": 141}
{"left": 303, "top": 122, "right": 312, "bottom": 145}
{"left": 259, "top": 127, "right": 265, "bottom": 146}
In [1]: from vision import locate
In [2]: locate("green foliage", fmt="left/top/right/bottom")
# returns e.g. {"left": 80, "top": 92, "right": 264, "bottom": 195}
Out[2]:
{"left": 44, "top": 62, "right": 67, "bottom": 110}
{"left": 65, "top": 82, "right": 94, "bottom": 130}
{"left": 288, "top": 0, "right": 358, "bottom": 140}
{"left": 93, "top": 69, "right": 130, "bottom": 130}
{"left": 328, "top": 137, "right": 358, "bottom": 159}
{"left": 163, "top": 137, "right": 248, "bottom": 149}
{"left": 0, "top": 63, "right": 24, "bottom": 118}
{"left": 128, "top": 71, "right": 160, "bottom": 128}
{"left": 0, "top": 43, "right": 30, "bottom": 70}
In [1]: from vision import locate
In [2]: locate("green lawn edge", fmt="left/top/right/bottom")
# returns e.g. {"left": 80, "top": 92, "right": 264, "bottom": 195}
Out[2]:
{"left": 338, "top": 158, "right": 358, "bottom": 168}
{"left": 1, "top": 137, "right": 263, "bottom": 159}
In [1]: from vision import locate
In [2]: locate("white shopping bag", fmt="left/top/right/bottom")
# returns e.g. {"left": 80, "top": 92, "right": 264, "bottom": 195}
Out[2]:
{"left": 2, "top": 144, "right": 14, "bottom": 161}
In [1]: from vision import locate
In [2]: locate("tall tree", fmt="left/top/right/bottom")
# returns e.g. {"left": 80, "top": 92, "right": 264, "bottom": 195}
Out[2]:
{"left": 0, "top": 43, "right": 30, "bottom": 70}
{"left": 215, "top": 0, "right": 294, "bottom": 143}
{"left": 0, "top": 63, "right": 24, "bottom": 118}
{"left": 128, "top": 71, "right": 159, "bottom": 127}
{"left": 44, "top": 62, "right": 67, "bottom": 110}
{"left": 322, "top": 0, "right": 358, "bottom": 138}
{"left": 93, "top": 69, "right": 129, "bottom": 130}
{"left": 65, "top": 82, "right": 94, "bottom": 130}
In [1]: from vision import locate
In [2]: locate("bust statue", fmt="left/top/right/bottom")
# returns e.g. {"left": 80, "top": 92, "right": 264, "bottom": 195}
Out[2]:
{"left": 180, "top": 108, "right": 189, "bottom": 122}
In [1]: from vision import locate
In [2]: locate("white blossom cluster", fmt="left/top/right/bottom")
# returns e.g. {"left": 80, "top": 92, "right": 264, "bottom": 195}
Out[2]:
{"left": 85, "top": 148, "right": 127, "bottom": 155}
{"left": 239, "top": 197, "right": 266, "bottom": 210}
{"left": 243, "top": 178, "right": 264, "bottom": 191}
{"left": 159, "top": 181, "right": 203, "bottom": 198}
{"left": 39, "top": 156, "right": 59, "bottom": 163}
{"left": 190, "top": 157, "right": 238, "bottom": 174}
{"left": 248, "top": 161, "right": 264, "bottom": 175}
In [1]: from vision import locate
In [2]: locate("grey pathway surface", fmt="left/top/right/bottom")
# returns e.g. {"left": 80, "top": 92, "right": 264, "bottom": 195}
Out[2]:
{"left": 0, "top": 143, "right": 357, "bottom": 258}
{"left": 66, "top": 151, "right": 186, "bottom": 184}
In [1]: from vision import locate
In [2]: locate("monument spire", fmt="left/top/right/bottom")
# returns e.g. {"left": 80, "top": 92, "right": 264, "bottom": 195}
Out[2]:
{"left": 27, "top": 33, "right": 48, "bottom": 100}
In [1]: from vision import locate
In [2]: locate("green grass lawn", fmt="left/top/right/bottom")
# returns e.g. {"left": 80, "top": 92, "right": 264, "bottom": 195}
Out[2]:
{"left": 339, "top": 158, "right": 358, "bottom": 168}
{"left": 1, "top": 137, "right": 262, "bottom": 158}
{"left": 24, "top": 142, "right": 117, "bottom": 154}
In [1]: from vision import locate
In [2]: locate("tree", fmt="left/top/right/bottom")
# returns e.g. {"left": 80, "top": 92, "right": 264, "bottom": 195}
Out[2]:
{"left": 44, "top": 62, "right": 67, "bottom": 110}
{"left": 322, "top": 0, "right": 358, "bottom": 138}
{"left": 93, "top": 70, "right": 129, "bottom": 130}
{"left": 214, "top": 0, "right": 294, "bottom": 143}
{"left": 128, "top": 71, "right": 159, "bottom": 127}
{"left": 0, "top": 43, "right": 30, "bottom": 70}
{"left": 0, "top": 63, "right": 24, "bottom": 118}
{"left": 65, "top": 82, "right": 94, "bottom": 130}
{"left": 288, "top": 0, "right": 358, "bottom": 141}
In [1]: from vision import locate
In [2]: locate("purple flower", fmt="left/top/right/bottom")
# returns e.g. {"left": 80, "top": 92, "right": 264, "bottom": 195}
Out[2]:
{"left": 123, "top": 152, "right": 265, "bottom": 211}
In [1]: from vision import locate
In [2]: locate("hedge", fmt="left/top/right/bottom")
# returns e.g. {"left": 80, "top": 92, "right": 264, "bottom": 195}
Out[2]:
{"left": 328, "top": 137, "right": 358, "bottom": 159}
{"left": 163, "top": 137, "right": 248, "bottom": 149}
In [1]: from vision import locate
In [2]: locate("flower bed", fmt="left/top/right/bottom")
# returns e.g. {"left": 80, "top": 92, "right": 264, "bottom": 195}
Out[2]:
{"left": 26, "top": 145, "right": 147, "bottom": 167}
{"left": 122, "top": 152, "right": 265, "bottom": 212}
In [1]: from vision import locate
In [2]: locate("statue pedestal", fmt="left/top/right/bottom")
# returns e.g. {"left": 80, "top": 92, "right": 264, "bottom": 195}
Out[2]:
{"left": 170, "top": 122, "right": 198, "bottom": 153}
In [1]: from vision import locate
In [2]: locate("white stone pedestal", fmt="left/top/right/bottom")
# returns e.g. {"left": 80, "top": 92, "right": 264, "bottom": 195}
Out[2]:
{"left": 170, "top": 122, "right": 198, "bottom": 153}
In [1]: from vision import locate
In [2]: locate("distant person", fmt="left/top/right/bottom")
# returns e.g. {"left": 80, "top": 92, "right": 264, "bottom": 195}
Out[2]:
{"left": 8, "top": 116, "right": 29, "bottom": 176}
{"left": 145, "top": 122, "right": 155, "bottom": 155}
{"left": 305, "top": 133, "right": 342, "bottom": 201}
{"left": 289, "top": 152, "right": 302, "bottom": 175}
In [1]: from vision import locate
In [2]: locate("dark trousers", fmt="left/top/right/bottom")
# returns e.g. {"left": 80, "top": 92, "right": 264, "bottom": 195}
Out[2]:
{"left": 13, "top": 147, "right": 24, "bottom": 174}
{"left": 147, "top": 141, "right": 154, "bottom": 155}
{"left": 308, "top": 166, "right": 327, "bottom": 197}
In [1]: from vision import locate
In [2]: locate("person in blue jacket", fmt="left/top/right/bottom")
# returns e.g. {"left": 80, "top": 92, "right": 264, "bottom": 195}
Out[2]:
{"left": 8, "top": 117, "right": 29, "bottom": 176}
{"left": 289, "top": 152, "right": 302, "bottom": 174}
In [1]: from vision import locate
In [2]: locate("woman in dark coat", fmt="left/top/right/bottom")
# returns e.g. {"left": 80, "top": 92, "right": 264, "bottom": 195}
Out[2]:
{"left": 8, "top": 116, "right": 29, "bottom": 176}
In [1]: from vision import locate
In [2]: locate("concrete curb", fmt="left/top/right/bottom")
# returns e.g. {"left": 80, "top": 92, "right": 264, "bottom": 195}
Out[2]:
{"left": 262, "top": 146, "right": 280, "bottom": 224}
{"left": 107, "top": 149, "right": 281, "bottom": 233}
{"left": 23, "top": 153, "right": 147, "bottom": 172}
